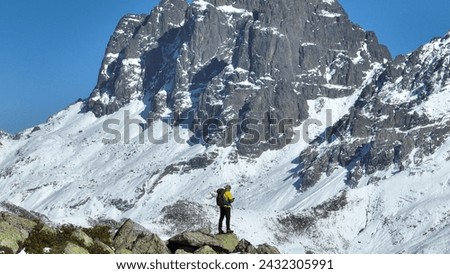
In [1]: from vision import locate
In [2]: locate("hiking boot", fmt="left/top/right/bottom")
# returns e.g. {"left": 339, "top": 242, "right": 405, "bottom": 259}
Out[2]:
{"left": 218, "top": 230, "right": 225, "bottom": 234}
{"left": 226, "top": 230, "right": 234, "bottom": 234}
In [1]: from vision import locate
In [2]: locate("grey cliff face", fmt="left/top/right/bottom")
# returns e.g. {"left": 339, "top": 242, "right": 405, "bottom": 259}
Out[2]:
{"left": 86, "top": 0, "right": 390, "bottom": 156}
{"left": 87, "top": 0, "right": 189, "bottom": 116}
{"left": 298, "top": 33, "right": 450, "bottom": 190}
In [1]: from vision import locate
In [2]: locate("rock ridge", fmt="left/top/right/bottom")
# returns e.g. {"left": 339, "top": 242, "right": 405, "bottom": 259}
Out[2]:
{"left": 0, "top": 209, "right": 280, "bottom": 254}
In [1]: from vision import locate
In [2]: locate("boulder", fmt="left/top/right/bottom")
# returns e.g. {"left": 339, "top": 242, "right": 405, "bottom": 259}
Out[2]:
{"left": 194, "top": 245, "right": 217, "bottom": 254}
{"left": 113, "top": 219, "right": 149, "bottom": 250}
{"left": 196, "top": 227, "right": 212, "bottom": 236}
{"left": 0, "top": 212, "right": 37, "bottom": 233}
{"left": 90, "top": 240, "right": 115, "bottom": 254}
{"left": 39, "top": 224, "right": 57, "bottom": 235}
{"left": 113, "top": 219, "right": 170, "bottom": 254}
{"left": 257, "top": 243, "right": 281, "bottom": 254}
{"left": 115, "top": 248, "right": 133, "bottom": 254}
{"left": 168, "top": 230, "right": 226, "bottom": 253}
{"left": 131, "top": 233, "right": 171, "bottom": 254}
{"left": 72, "top": 229, "right": 94, "bottom": 248}
{"left": 0, "top": 221, "right": 29, "bottom": 254}
{"left": 175, "top": 249, "right": 191, "bottom": 254}
{"left": 215, "top": 233, "right": 239, "bottom": 253}
{"left": 64, "top": 242, "right": 89, "bottom": 254}
{"left": 234, "top": 239, "right": 258, "bottom": 254}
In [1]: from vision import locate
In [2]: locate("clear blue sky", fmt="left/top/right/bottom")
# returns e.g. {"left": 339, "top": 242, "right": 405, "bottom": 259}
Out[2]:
{"left": 1, "top": 0, "right": 449, "bottom": 134}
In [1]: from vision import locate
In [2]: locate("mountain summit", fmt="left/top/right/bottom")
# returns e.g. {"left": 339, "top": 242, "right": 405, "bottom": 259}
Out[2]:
{"left": 1, "top": 0, "right": 450, "bottom": 253}
{"left": 87, "top": 0, "right": 390, "bottom": 155}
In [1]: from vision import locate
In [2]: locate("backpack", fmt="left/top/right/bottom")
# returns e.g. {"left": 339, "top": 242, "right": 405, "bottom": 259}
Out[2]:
{"left": 216, "top": 188, "right": 226, "bottom": 207}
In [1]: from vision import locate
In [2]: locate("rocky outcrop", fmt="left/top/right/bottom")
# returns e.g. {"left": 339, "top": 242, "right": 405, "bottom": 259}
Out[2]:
{"left": 87, "top": 0, "right": 390, "bottom": 156}
{"left": 131, "top": 233, "right": 171, "bottom": 254}
{"left": 257, "top": 243, "right": 281, "bottom": 254}
{"left": 194, "top": 245, "right": 217, "bottom": 254}
{"left": 1, "top": 212, "right": 37, "bottom": 233}
{"left": 215, "top": 233, "right": 240, "bottom": 253}
{"left": 0, "top": 211, "right": 37, "bottom": 254}
{"left": 167, "top": 228, "right": 227, "bottom": 253}
{"left": 167, "top": 227, "right": 278, "bottom": 254}
{"left": 93, "top": 240, "right": 115, "bottom": 254}
{"left": 297, "top": 33, "right": 450, "bottom": 190}
{"left": 0, "top": 222, "right": 30, "bottom": 254}
{"left": 112, "top": 219, "right": 146, "bottom": 250}
{"left": 64, "top": 242, "right": 89, "bottom": 254}
{"left": 112, "top": 219, "right": 171, "bottom": 254}
{"left": 71, "top": 229, "right": 94, "bottom": 248}
{"left": 234, "top": 239, "right": 258, "bottom": 254}
{"left": 0, "top": 210, "right": 280, "bottom": 254}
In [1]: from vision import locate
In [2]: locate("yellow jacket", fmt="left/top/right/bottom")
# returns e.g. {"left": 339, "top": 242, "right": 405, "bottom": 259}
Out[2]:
{"left": 224, "top": 190, "right": 234, "bottom": 208}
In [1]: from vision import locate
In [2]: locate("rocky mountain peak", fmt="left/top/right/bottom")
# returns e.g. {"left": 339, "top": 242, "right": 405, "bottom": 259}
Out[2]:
{"left": 297, "top": 30, "right": 450, "bottom": 190}
{"left": 86, "top": 0, "right": 390, "bottom": 156}
{"left": 0, "top": 130, "right": 10, "bottom": 140}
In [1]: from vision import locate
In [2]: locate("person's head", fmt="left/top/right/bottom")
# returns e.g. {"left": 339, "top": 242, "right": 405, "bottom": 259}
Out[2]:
{"left": 225, "top": 184, "right": 231, "bottom": 190}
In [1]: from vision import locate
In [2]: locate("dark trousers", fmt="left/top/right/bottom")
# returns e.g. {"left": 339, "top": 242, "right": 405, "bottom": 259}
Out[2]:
{"left": 218, "top": 206, "right": 231, "bottom": 231}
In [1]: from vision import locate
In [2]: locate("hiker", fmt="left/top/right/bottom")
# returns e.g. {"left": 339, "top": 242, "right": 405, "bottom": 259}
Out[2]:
{"left": 218, "top": 184, "right": 235, "bottom": 234}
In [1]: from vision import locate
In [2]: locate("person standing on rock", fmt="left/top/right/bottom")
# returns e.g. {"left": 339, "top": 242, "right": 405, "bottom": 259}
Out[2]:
{"left": 218, "top": 184, "right": 235, "bottom": 234}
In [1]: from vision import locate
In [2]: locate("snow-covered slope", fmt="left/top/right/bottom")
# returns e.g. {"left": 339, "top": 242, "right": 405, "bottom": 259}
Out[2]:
{"left": 0, "top": 98, "right": 344, "bottom": 247}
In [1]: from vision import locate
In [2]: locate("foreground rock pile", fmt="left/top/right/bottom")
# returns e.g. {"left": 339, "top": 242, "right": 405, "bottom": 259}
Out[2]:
{"left": 0, "top": 211, "right": 279, "bottom": 254}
